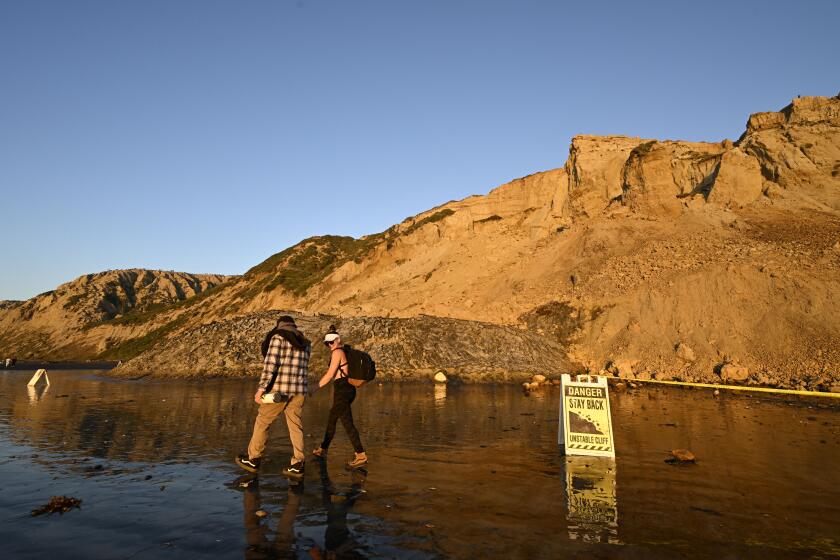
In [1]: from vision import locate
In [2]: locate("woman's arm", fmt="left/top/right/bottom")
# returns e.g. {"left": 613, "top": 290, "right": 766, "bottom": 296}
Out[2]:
{"left": 318, "top": 349, "right": 345, "bottom": 388}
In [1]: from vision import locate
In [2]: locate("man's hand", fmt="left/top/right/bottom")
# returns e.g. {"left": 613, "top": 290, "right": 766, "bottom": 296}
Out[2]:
{"left": 254, "top": 389, "right": 265, "bottom": 404}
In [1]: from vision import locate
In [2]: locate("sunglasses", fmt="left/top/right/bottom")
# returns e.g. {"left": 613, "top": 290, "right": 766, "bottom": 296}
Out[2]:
{"left": 324, "top": 340, "right": 334, "bottom": 347}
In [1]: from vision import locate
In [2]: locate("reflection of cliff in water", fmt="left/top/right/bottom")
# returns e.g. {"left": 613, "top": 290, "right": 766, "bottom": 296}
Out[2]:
{"left": 2, "top": 374, "right": 256, "bottom": 463}
{"left": 0, "top": 371, "right": 548, "bottom": 465}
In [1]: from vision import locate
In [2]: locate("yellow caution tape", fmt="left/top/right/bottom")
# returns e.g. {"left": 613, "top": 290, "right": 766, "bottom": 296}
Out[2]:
{"left": 605, "top": 376, "right": 840, "bottom": 399}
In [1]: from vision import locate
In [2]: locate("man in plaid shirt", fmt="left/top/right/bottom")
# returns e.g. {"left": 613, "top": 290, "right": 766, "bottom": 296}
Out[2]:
{"left": 237, "top": 315, "right": 311, "bottom": 478}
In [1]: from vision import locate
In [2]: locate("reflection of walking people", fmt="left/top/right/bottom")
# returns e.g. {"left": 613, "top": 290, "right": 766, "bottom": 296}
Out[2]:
{"left": 237, "top": 475, "right": 304, "bottom": 559}
{"left": 309, "top": 460, "right": 367, "bottom": 560}
{"left": 312, "top": 328, "right": 368, "bottom": 468}
{"left": 236, "top": 315, "right": 311, "bottom": 479}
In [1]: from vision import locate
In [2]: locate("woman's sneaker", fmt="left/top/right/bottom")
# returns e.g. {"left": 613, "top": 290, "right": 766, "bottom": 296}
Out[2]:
{"left": 346, "top": 452, "right": 368, "bottom": 468}
{"left": 235, "top": 454, "right": 261, "bottom": 473}
{"left": 282, "top": 461, "right": 305, "bottom": 480}
{"left": 312, "top": 447, "right": 327, "bottom": 458}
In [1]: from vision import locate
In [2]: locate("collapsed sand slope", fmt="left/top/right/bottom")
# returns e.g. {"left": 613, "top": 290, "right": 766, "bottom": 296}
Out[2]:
{"left": 566, "top": 207, "right": 840, "bottom": 389}
{"left": 559, "top": 96, "right": 840, "bottom": 388}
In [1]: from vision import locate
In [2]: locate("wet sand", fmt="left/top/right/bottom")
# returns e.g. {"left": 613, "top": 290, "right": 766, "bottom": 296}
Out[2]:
{"left": 1, "top": 370, "right": 839, "bottom": 559}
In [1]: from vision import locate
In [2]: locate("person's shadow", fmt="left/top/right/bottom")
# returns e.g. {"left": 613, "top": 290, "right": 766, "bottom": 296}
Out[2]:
{"left": 235, "top": 474, "right": 304, "bottom": 559}
{"left": 308, "top": 459, "right": 367, "bottom": 560}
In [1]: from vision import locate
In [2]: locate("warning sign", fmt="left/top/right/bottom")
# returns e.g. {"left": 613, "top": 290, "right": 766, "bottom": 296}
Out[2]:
{"left": 559, "top": 374, "right": 615, "bottom": 457}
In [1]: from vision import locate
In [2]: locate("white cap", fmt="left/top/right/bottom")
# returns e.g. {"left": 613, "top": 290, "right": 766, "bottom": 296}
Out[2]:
{"left": 324, "top": 332, "right": 340, "bottom": 343}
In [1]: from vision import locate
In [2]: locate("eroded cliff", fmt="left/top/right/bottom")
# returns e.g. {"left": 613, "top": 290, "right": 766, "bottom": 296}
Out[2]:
{"left": 3, "top": 94, "right": 839, "bottom": 389}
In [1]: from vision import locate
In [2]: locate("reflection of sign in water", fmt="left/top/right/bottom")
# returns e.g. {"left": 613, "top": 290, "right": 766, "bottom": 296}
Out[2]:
{"left": 27, "top": 384, "right": 49, "bottom": 404}
{"left": 559, "top": 374, "right": 615, "bottom": 457}
{"left": 564, "top": 457, "right": 619, "bottom": 544}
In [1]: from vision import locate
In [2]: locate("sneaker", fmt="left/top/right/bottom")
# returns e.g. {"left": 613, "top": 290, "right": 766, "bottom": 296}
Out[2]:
{"left": 312, "top": 446, "right": 327, "bottom": 458}
{"left": 282, "top": 461, "right": 305, "bottom": 479}
{"left": 346, "top": 452, "right": 368, "bottom": 469}
{"left": 235, "top": 454, "right": 261, "bottom": 473}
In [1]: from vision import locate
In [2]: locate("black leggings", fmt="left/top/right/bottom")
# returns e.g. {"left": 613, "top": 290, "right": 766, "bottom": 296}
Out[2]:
{"left": 321, "top": 378, "right": 364, "bottom": 453}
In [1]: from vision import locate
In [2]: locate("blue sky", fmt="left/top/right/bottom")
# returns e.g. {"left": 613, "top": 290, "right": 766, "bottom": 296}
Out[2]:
{"left": 1, "top": 0, "right": 838, "bottom": 300}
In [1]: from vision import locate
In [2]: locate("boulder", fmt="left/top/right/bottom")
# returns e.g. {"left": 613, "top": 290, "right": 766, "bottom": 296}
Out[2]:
{"left": 675, "top": 342, "right": 696, "bottom": 363}
{"left": 609, "top": 359, "right": 636, "bottom": 379}
{"left": 532, "top": 374, "right": 547, "bottom": 384}
{"left": 720, "top": 364, "right": 750, "bottom": 382}
{"left": 433, "top": 371, "right": 447, "bottom": 384}
{"left": 635, "top": 370, "right": 652, "bottom": 381}
{"left": 666, "top": 449, "right": 696, "bottom": 463}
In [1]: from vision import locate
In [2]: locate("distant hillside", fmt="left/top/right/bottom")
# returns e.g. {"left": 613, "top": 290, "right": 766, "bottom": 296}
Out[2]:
{"left": 0, "top": 269, "right": 232, "bottom": 359}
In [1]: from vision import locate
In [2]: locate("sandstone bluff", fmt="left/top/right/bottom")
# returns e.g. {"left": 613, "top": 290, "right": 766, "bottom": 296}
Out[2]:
{"left": 2, "top": 94, "right": 838, "bottom": 390}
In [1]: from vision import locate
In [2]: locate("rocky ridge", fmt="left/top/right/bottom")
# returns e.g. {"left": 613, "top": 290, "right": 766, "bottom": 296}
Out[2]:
{"left": 114, "top": 311, "right": 573, "bottom": 383}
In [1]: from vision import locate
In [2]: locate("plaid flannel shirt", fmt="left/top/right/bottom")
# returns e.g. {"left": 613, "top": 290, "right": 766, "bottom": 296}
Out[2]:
{"left": 258, "top": 334, "right": 310, "bottom": 395}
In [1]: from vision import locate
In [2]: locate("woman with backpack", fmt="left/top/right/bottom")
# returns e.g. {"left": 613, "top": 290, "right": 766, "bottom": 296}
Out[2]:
{"left": 312, "top": 327, "right": 368, "bottom": 468}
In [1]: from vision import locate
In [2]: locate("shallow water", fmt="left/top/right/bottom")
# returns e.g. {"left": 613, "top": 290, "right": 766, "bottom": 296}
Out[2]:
{"left": 1, "top": 370, "right": 839, "bottom": 559}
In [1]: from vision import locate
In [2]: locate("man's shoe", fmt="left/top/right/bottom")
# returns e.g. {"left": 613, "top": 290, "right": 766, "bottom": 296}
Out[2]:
{"left": 312, "top": 446, "right": 327, "bottom": 458}
{"left": 282, "top": 461, "right": 305, "bottom": 479}
{"left": 346, "top": 452, "right": 367, "bottom": 469}
{"left": 235, "top": 454, "right": 261, "bottom": 473}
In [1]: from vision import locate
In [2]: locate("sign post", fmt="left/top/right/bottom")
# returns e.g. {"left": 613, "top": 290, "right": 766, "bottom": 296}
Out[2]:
{"left": 559, "top": 374, "right": 615, "bottom": 458}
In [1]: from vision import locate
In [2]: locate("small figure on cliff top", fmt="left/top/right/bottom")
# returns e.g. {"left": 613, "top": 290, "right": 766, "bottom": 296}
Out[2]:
{"left": 236, "top": 315, "right": 311, "bottom": 479}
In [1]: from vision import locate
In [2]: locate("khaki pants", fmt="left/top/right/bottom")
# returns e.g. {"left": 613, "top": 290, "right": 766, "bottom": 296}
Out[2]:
{"left": 247, "top": 395, "right": 306, "bottom": 464}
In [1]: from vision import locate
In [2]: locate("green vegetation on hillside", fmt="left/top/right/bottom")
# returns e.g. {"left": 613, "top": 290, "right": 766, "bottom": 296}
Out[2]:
{"left": 518, "top": 300, "right": 605, "bottom": 346}
{"left": 63, "top": 293, "right": 85, "bottom": 309}
{"left": 401, "top": 209, "right": 455, "bottom": 236}
{"left": 629, "top": 140, "right": 657, "bottom": 158}
{"left": 246, "top": 235, "right": 387, "bottom": 297}
{"left": 81, "top": 282, "right": 229, "bottom": 330}
{"left": 244, "top": 210, "right": 456, "bottom": 297}
{"left": 79, "top": 208, "right": 460, "bottom": 348}
{"left": 97, "top": 316, "right": 187, "bottom": 360}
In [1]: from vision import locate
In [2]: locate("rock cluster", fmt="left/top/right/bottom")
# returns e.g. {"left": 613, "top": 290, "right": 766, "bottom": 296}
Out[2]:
{"left": 115, "top": 311, "right": 574, "bottom": 383}
{"left": 522, "top": 373, "right": 559, "bottom": 392}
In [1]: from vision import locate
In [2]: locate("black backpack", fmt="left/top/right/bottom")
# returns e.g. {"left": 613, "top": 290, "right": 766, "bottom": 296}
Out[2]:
{"left": 342, "top": 344, "right": 376, "bottom": 387}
